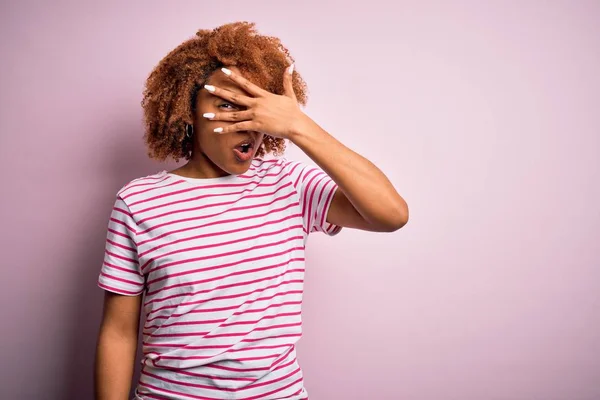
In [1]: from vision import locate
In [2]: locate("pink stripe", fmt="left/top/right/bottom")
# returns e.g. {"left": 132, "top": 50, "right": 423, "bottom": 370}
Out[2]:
{"left": 286, "top": 161, "right": 304, "bottom": 189}
{"left": 140, "top": 213, "right": 300, "bottom": 257}
{"left": 239, "top": 170, "right": 280, "bottom": 180}
{"left": 143, "top": 343, "right": 293, "bottom": 359}
{"left": 241, "top": 366, "right": 300, "bottom": 390}
{"left": 143, "top": 343, "right": 230, "bottom": 350}
{"left": 230, "top": 344, "right": 290, "bottom": 353}
{"left": 145, "top": 257, "right": 304, "bottom": 302}
{"left": 146, "top": 249, "right": 303, "bottom": 293}
{"left": 146, "top": 311, "right": 301, "bottom": 338}
{"left": 327, "top": 222, "right": 341, "bottom": 234}
{"left": 201, "top": 356, "right": 296, "bottom": 373}
{"left": 121, "top": 179, "right": 182, "bottom": 200}
{"left": 145, "top": 289, "right": 303, "bottom": 322}
{"left": 145, "top": 301, "right": 301, "bottom": 330}
{"left": 241, "top": 333, "right": 302, "bottom": 343}
{"left": 155, "top": 352, "right": 279, "bottom": 362}
{"left": 137, "top": 202, "right": 298, "bottom": 247}
{"left": 148, "top": 279, "right": 304, "bottom": 316}
{"left": 144, "top": 318, "right": 227, "bottom": 330}
{"left": 268, "top": 343, "right": 294, "bottom": 368}
{"left": 135, "top": 190, "right": 239, "bottom": 215}
{"left": 305, "top": 174, "right": 327, "bottom": 231}
{"left": 140, "top": 364, "right": 256, "bottom": 383}
{"left": 100, "top": 271, "right": 143, "bottom": 287}
{"left": 137, "top": 186, "right": 285, "bottom": 224}
{"left": 315, "top": 178, "right": 329, "bottom": 228}
{"left": 109, "top": 217, "right": 136, "bottom": 234}
{"left": 145, "top": 237, "right": 303, "bottom": 280}
{"left": 320, "top": 181, "right": 338, "bottom": 229}
{"left": 137, "top": 176, "right": 290, "bottom": 221}
{"left": 130, "top": 185, "right": 218, "bottom": 207}
{"left": 129, "top": 177, "right": 271, "bottom": 208}
{"left": 107, "top": 228, "right": 129, "bottom": 240}
{"left": 98, "top": 282, "right": 141, "bottom": 295}
{"left": 137, "top": 191, "right": 296, "bottom": 235}
{"left": 198, "top": 322, "right": 301, "bottom": 339}
{"left": 233, "top": 300, "right": 303, "bottom": 316}
{"left": 146, "top": 331, "right": 209, "bottom": 338}
{"left": 139, "top": 377, "right": 226, "bottom": 399}
{"left": 141, "top": 223, "right": 302, "bottom": 272}
{"left": 236, "top": 334, "right": 302, "bottom": 350}
{"left": 220, "top": 311, "right": 301, "bottom": 328}
{"left": 119, "top": 174, "right": 171, "bottom": 196}
{"left": 113, "top": 206, "right": 133, "bottom": 218}
{"left": 106, "top": 238, "right": 135, "bottom": 253}
{"left": 241, "top": 377, "right": 303, "bottom": 400}
{"left": 300, "top": 169, "right": 321, "bottom": 221}
{"left": 138, "top": 355, "right": 297, "bottom": 391}
{"left": 134, "top": 173, "right": 286, "bottom": 216}
{"left": 102, "top": 261, "right": 141, "bottom": 276}
{"left": 105, "top": 250, "right": 138, "bottom": 265}
{"left": 140, "top": 371, "right": 304, "bottom": 399}
{"left": 230, "top": 354, "right": 284, "bottom": 362}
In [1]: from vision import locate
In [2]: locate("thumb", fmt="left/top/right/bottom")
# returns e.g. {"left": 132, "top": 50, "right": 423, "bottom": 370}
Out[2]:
{"left": 283, "top": 63, "right": 297, "bottom": 102}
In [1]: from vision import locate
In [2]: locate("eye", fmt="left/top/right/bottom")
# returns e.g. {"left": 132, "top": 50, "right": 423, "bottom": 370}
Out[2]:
{"left": 218, "top": 102, "right": 238, "bottom": 110}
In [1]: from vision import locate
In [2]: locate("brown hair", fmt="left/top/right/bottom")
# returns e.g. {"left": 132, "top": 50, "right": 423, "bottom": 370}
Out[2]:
{"left": 141, "top": 21, "right": 308, "bottom": 162}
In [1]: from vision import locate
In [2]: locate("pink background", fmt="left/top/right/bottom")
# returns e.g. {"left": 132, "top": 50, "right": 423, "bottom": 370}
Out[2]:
{"left": 1, "top": 1, "right": 599, "bottom": 399}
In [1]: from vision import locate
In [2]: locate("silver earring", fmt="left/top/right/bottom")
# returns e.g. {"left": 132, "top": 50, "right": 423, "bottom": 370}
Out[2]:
{"left": 185, "top": 124, "right": 193, "bottom": 138}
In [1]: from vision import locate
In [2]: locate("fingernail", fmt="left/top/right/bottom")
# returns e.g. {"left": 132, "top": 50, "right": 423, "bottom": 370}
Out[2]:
{"left": 204, "top": 85, "right": 215, "bottom": 92}
{"left": 221, "top": 68, "right": 232, "bottom": 76}
{"left": 214, "top": 127, "right": 223, "bottom": 133}
{"left": 288, "top": 63, "right": 295, "bottom": 75}
{"left": 203, "top": 113, "right": 215, "bottom": 119}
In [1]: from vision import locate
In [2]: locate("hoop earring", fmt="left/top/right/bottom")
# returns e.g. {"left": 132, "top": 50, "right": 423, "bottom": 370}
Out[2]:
{"left": 185, "top": 124, "right": 193, "bottom": 138}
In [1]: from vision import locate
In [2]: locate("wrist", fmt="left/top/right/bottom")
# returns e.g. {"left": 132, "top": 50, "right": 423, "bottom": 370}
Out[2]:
{"left": 288, "top": 111, "right": 321, "bottom": 144}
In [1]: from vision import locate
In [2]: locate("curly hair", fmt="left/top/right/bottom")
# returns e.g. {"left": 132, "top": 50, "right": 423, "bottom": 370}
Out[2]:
{"left": 141, "top": 21, "right": 308, "bottom": 162}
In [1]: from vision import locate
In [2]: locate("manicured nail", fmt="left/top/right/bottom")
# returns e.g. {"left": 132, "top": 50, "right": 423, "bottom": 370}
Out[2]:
{"left": 203, "top": 113, "right": 215, "bottom": 119}
{"left": 288, "top": 63, "right": 295, "bottom": 75}
{"left": 214, "top": 127, "right": 223, "bottom": 133}
{"left": 204, "top": 85, "right": 216, "bottom": 92}
{"left": 221, "top": 68, "right": 232, "bottom": 76}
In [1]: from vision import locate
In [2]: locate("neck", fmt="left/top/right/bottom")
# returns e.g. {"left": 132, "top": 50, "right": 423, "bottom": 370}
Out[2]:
{"left": 172, "top": 153, "right": 230, "bottom": 179}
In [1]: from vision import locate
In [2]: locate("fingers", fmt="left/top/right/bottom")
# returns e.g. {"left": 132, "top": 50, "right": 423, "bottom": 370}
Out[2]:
{"left": 221, "top": 68, "right": 269, "bottom": 97}
{"left": 204, "top": 85, "right": 254, "bottom": 106}
{"left": 283, "top": 63, "right": 297, "bottom": 102}
{"left": 213, "top": 121, "right": 257, "bottom": 134}
{"left": 203, "top": 110, "right": 254, "bottom": 122}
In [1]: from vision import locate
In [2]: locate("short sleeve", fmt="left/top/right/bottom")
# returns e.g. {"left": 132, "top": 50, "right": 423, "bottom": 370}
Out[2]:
{"left": 282, "top": 159, "right": 342, "bottom": 236}
{"left": 97, "top": 196, "right": 145, "bottom": 296}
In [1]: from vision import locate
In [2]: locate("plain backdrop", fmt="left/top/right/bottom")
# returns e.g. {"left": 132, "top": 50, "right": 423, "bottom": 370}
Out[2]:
{"left": 1, "top": 1, "right": 599, "bottom": 399}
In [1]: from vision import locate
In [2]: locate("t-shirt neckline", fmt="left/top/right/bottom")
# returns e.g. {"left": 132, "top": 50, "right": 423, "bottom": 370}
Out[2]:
{"left": 164, "top": 170, "right": 244, "bottom": 185}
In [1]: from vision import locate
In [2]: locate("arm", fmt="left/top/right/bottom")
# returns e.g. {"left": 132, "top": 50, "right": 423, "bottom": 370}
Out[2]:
{"left": 290, "top": 117, "right": 409, "bottom": 232}
{"left": 94, "top": 291, "right": 142, "bottom": 400}
{"left": 205, "top": 66, "right": 408, "bottom": 232}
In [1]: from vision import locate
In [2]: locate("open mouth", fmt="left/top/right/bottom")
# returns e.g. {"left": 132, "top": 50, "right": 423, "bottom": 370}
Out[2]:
{"left": 239, "top": 142, "right": 252, "bottom": 153}
{"left": 233, "top": 138, "right": 256, "bottom": 162}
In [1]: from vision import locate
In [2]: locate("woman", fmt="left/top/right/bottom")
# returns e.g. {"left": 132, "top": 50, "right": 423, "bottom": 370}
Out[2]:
{"left": 95, "top": 21, "right": 408, "bottom": 400}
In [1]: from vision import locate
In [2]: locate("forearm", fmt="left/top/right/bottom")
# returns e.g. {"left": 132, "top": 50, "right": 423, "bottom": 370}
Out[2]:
{"left": 290, "top": 115, "right": 408, "bottom": 230}
{"left": 94, "top": 327, "right": 138, "bottom": 400}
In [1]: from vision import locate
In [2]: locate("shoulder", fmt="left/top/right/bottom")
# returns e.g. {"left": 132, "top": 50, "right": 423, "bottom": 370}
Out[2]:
{"left": 251, "top": 156, "right": 308, "bottom": 172}
{"left": 247, "top": 157, "right": 291, "bottom": 177}
{"left": 115, "top": 170, "right": 171, "bottom": 204}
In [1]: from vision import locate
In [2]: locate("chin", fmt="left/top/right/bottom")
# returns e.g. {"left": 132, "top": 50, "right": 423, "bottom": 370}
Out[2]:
{"left": 227, "top": 158, "right": 254, "bottom": 175}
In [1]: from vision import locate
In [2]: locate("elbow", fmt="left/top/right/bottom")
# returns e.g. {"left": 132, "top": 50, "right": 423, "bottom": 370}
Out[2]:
{"left": 379, "top": 203, "right": 409, "bottom": 232}
{"left": 385, "top": 215, "right": 409, "bottom": 232}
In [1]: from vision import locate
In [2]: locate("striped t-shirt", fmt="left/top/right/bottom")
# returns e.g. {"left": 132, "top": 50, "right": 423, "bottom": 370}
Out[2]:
{"left": 98, "top": 157, "right": 341, "bottom": 400}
